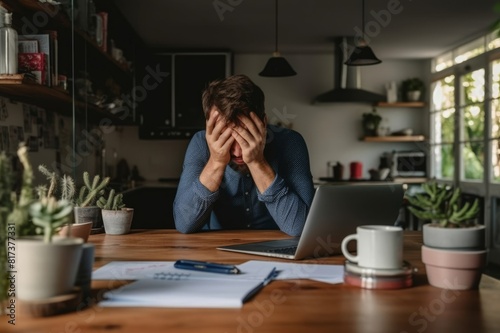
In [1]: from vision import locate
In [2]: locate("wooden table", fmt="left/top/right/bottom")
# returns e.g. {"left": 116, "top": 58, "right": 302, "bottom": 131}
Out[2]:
{"left": 10, "top": 230, "right": 500, "bottom": 333}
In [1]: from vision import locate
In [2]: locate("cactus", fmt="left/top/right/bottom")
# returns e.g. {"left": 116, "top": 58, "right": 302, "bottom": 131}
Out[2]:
{"left": 0, "top": 151, "right": 14, "bottom": 305}
{"left": 97, "top": 189, "right": 125, "bottom": 210}
{"left": 36, "top": 165, "right": 76, "bottom": 202}
{"left": 406, "top": 180, "right": 480, "bottom": 228}
{"left": 75, "top": 172, "right": 110, "bottom": 207}
{"left": 7, "top": 144, "right": 35, "bottom": 237}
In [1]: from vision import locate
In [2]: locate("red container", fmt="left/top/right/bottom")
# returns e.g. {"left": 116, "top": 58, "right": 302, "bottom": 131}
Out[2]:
{"left": 350, "top": 162, "right": 363, "bottom": 179}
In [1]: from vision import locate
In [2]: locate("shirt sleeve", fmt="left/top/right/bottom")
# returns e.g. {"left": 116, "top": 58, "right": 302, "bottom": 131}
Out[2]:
{"left": 173, "top": 132, "right": 219, "bottom": 233}
{"left": 257, "top": 129, "right": 315, "bottom": 236}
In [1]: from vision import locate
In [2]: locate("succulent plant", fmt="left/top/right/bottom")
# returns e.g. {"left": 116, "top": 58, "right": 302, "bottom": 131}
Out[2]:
{"left": 97, "top": 189, "right": 125, "bottom": 210}
{"left": 29, "top": 197, "right": 74, "bottom": 243}
{"left": 405, "top": 180, "right": 480, "bottom": 228}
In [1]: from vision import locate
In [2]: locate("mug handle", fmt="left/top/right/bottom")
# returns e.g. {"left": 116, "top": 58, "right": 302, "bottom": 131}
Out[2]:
{"left": 341, "top": 234, "right": 358, "bottom": 263}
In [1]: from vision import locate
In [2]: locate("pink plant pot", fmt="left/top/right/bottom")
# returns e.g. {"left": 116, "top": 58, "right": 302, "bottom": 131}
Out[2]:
{"left": 58, "top": 221, "right": 93, "bottom": 243}
{"left": 421, "top": 245, "right": 487, "bottom": 290}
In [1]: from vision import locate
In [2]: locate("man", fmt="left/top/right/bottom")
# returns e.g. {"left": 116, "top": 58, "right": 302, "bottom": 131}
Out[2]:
{"left": 173, "top": 74, "right": 314, "bottom": 236}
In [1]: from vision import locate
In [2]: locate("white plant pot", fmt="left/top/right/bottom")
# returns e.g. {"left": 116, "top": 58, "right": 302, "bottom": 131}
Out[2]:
{"left": 406, "top": 90, "right": 421, "bottom": 101}
{"left": 102, "top": 208, "right": 134, "bottom": 235}
{"left": 422, "top": 224, "right": 486, "bottom": 250}
{"left": 17, "top": 236, "right": 83, "bottom": 301}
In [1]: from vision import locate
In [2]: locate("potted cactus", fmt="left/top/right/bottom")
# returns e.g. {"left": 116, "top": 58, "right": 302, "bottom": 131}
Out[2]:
{"left": 97, "top": 189, "right": 134, "bottom": 235}
{"left": 36, "top": 165, "right": 92, "bottom": 242}
{"left": 9, "top": 144, "right": 84, "bottom": 301}
{"left": 405, "top": 180, "right": 486, "bottom": 290}
{"left": 74, "top": 171, "right": 110, "bottom": 233}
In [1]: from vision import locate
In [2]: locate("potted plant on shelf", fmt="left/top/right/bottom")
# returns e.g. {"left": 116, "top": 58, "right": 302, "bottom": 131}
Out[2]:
{"left": 36, "top": 165, "right": 92, "bottom": 242}
{"left": 405, "top": 180, "right": 486, "bottom": 290}
{"left": 9, "top": 144, "right": 84, "bottom": 303}
{"left": 401, "top": 77, "right": 424, "bottom": 102}
{"left": 361, "top": 108, "right": 382, "bottom": 137}
{"left": 97, "top": 188, "right": 134, "bottom": 235}
{"left": 74, "top": 171, "right": 110, "bottom": 234}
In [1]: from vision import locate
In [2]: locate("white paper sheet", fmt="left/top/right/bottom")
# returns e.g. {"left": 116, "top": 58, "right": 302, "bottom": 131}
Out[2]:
{"left": 92, "top": 261, "right": 273, "bottom": 281}
{"left": 99, "top": 278, "right": 265, "bottom": 308}
{"left": 238, "top": 260, "right": 344, "bottom": 284}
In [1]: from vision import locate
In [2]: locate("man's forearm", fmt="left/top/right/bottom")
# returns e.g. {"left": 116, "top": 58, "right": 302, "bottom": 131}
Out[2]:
{"left": 247, "top": 160, "right": 276, "bottom": 194}
{"left": 199, "top": 158, "right": 226, "bottom": 192}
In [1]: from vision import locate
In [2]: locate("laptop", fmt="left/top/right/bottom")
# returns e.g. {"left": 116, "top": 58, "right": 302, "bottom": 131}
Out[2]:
{"left": 217, "top": 183, "right": 405, "bottom": 260}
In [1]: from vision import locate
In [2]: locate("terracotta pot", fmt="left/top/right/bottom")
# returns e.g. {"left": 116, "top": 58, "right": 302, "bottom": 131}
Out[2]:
{"left": 421, "top": 245, "right": 487, "bottom": 290}
{"left": 423, "top": 224, "right": 485, "bottom": 250}
{"left": 102, "top": 208, "right": 134, "bottom": 235}
{"left": 17, "top": 236, "right": 83, "bottom": 300}
{"left": 58, "top": 221, "right": 93, "bottom": 242}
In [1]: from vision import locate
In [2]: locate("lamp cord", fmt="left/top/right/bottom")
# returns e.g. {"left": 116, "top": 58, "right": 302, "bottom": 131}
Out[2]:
{"left": 274, "top": 0, "right": 279, "bottom": 52}
{"left": 361, "top": 0, "right": 365, "bottom": 40}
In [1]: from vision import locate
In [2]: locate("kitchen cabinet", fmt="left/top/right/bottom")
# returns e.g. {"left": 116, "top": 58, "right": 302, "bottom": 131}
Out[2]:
{"left": 361, "top": 101, "right": 427, "bottom": 142}
{"left": 138, "top": 52, "right": 233, "bottom": 139}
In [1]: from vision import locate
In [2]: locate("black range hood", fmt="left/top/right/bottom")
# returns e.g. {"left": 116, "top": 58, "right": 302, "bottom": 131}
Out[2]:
{"left": 313, "top": 37, "right": 385, "bottom": 104}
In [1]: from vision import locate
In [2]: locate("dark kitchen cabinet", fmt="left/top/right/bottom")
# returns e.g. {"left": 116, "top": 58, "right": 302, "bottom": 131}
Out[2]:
{"left": 123, "top": 186, "right": 178, "bottom": 229}
{"left": 138, "top": 52, "right": 233, "bottom": 139}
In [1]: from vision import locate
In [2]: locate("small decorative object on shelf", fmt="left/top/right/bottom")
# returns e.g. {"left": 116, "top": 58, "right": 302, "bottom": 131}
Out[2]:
{"left": 361, "top": 108, "right": 382, "bottom": 136}
{"left": 401, "top": 77, "right": 424, "bottom": 102}
{"left": 0, "top": 11, "right": 18, "bottom": 75}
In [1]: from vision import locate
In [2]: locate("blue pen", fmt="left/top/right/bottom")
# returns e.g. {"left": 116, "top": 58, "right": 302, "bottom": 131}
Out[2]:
{"left": 174, "top": 259, "right": 240, "bottom": 274}
{"left": 242, "top": 267, "right": 277, "bottom": 303}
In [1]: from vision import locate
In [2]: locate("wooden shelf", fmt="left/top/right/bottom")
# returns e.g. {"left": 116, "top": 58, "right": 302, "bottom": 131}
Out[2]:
{"left": 375, "top": 102, "right": 425, "bottom": 108}
{"left": 362, "top": 135, "right": 426, "bottom": 142}
{"left": 0, "top": 81, "right": 133, "bottom": 125}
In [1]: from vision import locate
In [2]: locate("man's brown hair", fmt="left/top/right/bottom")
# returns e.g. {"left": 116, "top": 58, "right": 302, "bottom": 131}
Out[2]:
{"left": 202, "top": 74, "right": 265, "bottom": 125}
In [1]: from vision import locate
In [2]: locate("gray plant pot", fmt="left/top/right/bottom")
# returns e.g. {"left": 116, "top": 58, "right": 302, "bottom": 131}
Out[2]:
{"left": 422, "top": 223, "right": 486, "bottom": 250}
{"left": 102, "top": 208, "right": 134, "bottom": 235}
{"left": 74, "top": 206, "right": 103, "bottom": 233}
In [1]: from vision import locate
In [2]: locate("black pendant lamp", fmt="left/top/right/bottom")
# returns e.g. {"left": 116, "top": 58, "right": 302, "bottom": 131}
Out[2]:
{"left": 345, "top": 0, "right": 382, "bottom": 66}
{"left": 259, "top": 0, "right": 296, "bottom": 77}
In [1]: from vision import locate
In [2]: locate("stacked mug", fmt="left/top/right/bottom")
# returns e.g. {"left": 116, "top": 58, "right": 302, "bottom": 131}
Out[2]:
{"left": 341, "top": 225, "right": 414, "bottom": 289}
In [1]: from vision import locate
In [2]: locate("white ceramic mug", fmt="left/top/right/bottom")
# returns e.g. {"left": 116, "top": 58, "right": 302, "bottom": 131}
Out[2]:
{"left": 341, "top": 225, "right": 403, "bottom": 269}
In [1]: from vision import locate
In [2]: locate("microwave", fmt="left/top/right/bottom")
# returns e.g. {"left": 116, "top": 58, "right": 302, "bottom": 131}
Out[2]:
{"left": 391, "top": 151, "right": 427, "bottom": 177}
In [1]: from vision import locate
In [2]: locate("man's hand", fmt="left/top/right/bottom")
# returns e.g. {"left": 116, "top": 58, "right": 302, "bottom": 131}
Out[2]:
{"left": 231, "top": 112, "right": 267, "bottom": 165}
{"left": 206, "top": 109, "right": 234, "bottom": 167}
{"left": 232, "top": 112, "right": 275, "bottom": 193}
{"left": 200, "top": 108, "right": 235, "bottom": 192}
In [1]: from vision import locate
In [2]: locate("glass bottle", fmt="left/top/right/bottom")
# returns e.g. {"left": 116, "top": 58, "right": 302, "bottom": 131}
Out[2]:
{"left": 0, "top": 12, "right": 18, "bottom": 75}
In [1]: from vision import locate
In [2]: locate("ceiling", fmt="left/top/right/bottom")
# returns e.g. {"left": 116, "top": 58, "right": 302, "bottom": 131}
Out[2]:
{"left": 113, "top": 0, "right": 499, "bottom": 60}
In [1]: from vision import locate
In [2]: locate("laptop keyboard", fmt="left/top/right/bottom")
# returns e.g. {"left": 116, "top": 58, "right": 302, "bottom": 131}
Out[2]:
{"left": 267, "top": 246, "right": 297, "bottom": 255}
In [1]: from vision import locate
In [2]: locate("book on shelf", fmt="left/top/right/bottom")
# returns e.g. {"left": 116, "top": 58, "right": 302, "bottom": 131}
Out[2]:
{"left": 95, "top": 11, "right": 108, "bottom": 53}
{"left": 18, "top": 33, "right": 57, "bottom": 87}
{"left": 18, "top": 53, "right": 46, "bottom": 85}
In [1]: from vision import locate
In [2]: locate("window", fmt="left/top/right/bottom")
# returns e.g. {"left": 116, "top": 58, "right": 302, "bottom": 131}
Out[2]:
{"left": 430, "top": 30, "right": 500, "bottom": 265}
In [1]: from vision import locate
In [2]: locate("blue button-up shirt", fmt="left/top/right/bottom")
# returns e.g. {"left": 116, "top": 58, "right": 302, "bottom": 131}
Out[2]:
{"left": 173, "top": 125, "right": 315, "bottom": 236}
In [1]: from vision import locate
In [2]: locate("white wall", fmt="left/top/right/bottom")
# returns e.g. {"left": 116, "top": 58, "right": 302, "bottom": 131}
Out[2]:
{"left": 110, "top": 53, "right": 428, "bottom": 181}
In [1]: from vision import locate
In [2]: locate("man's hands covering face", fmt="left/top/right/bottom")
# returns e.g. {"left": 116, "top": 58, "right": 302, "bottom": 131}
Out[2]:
{"left": 205, "top": 109, "right": 234, "bottom": 167}
{"left": 231, "top": 112, "right": 267, "bottom": 166}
